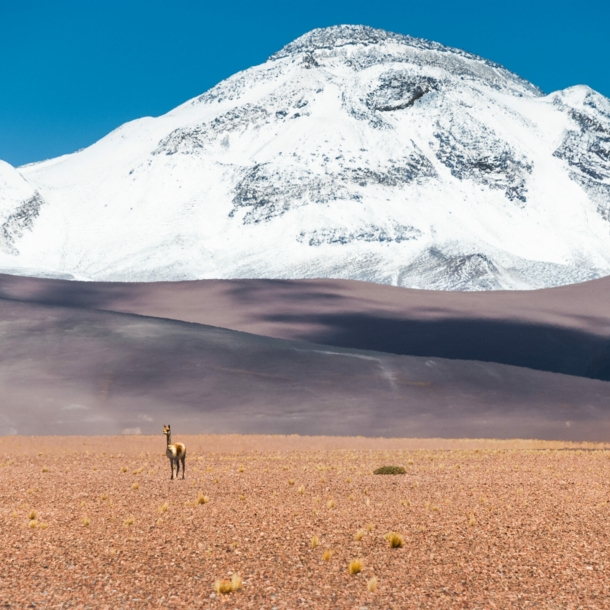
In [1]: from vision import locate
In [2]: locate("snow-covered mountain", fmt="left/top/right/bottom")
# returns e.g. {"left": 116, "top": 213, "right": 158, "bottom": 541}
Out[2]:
{"left": 2, "top": 25, "right": 610, "bottom": 290}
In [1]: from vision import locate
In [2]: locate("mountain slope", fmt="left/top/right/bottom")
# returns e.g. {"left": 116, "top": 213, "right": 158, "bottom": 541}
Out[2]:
{"left": 2, "top": 296, "right": 610, "bottom": 439}
{"left": 1, "top": 273, "right": 610, "bottom": 381}
{"left": 2, "top": 25, "right": 610, "bottom": 289}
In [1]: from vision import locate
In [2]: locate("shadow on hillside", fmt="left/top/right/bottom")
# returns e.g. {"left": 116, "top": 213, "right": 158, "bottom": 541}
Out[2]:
{"left": 258, "top": 312, "right": 610, "bottom": 381}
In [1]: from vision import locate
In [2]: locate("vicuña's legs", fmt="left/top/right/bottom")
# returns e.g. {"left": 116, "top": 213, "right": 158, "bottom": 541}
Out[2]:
{"left": 170, "top": 459, "right": 175, "bottom": 480}
{"left": 175, "top": 458, "right": 181, "bottom": 479}
{"left": 181, "top": 455, "right": 186, "bottom": 479}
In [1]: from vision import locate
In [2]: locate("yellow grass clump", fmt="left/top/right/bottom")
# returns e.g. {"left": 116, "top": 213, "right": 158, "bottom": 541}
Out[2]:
{"left": 82, "top": 516, "right": 91, "bottom": 527}
{"left": 322, "top": 549, "right": 333, "bottom": 561}
{"left": 28, "top": 510, "right": 37, "bottom": 521}
{"left": 367, "top": 576, "right": 378, "bottom": 592}
{"left": 124, "top": 516, "right": 135, "bottom": 527}
{"left": 28, "top": 519, "right": 38, "bottom": 528}
{"left": 158, "top": 502, "right": 169, "bottom": 513}
{"left": 288, "top": 479, "right": 295, "bottom": 485}
{"left": 100, "top": 493, "right": 108, "bottom": 501}
{"left": 41, "top": 467, "right": 48, "bottom": 473}
{"left": 349, "top": 558, "right": 364, "bottom": 574}
{"left": 297, "top": 485, "right": 305, "bottom": 494}
{"left": 354, "top": 529, "right": 364, "bottom": 541}
{"left": 132, "top": 482, "right": 139, "bottom": 490}
{"left": 310, "top": 535, "right": 320, "bottom": 549}
{"left": 214, "top": 573, "right": 242, "bottom": 595}
{"left": 120, "top": 466, "right": 127, "bottom": 473}
{"left": 197, "top": 493, "right": 209, "bottom": 505}
{"left": 365, "top": 523, "right": 374, "bottom": 532}
{"left": 327, "top": 499, "right": 335, "bottom": 509}
{"left": 385, "top": 532, "right": 404, "bottom": 548}
{"left": 132, "top": 467, "right": 144, "bottom": 475}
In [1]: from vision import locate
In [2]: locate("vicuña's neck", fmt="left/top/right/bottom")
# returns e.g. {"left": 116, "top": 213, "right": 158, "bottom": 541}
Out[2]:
{"left": 166, "top": 433, "right": 172, "bottom": 446}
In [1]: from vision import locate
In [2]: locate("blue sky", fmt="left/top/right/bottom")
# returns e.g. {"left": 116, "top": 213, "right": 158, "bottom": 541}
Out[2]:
{"left": 1, "top": 0, "right": 608, "bottom": 166}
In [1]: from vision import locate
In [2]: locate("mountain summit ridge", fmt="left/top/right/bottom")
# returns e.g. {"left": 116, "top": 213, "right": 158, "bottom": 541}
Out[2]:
{"left": 269, "top": 25, "right": 542, "bottom": 96}
{"left": 1, "top": 25, "right": 609, "bottom": 290}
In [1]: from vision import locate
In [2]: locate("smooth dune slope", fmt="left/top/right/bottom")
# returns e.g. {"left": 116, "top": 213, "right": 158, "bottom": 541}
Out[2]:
{"left": 1, "top": 296, "right": 610, "bottom": 439}
{"left": 1, "top": 274, "right": 610, "bottom": 380}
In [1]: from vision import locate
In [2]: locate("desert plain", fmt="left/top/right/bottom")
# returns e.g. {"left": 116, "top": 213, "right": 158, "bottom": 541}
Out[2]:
{"left": 1, "top": 434, "right": 610, "bottom": 609}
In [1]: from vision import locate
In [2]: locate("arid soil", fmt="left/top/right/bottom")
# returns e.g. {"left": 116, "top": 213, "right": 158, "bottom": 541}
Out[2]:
{"left": 1, "top": 435, "right": 610, "bottom": 609}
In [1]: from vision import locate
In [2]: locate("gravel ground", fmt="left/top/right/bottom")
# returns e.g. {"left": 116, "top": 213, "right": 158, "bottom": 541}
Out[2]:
{"left": 1, "top": 435, "right": 609, "bottom": 609}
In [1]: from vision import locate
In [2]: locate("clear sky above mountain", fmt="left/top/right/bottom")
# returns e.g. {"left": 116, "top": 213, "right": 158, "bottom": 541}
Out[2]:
{"left": 1, "top": 0, "right": 608, "bottom": 166}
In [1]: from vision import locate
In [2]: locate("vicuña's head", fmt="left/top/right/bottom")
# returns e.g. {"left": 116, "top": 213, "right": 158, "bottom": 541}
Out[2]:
{"left": 163, "top": 424, "right": 171, "bottom": 437}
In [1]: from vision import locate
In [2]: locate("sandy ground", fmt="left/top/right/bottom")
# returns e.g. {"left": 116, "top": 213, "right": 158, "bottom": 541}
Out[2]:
{"left": 1, "top": 434, "right": 609, "bottom": 609}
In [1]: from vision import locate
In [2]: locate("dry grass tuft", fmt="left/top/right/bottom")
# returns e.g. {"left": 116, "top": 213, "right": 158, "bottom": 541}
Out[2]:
{"left": 311, "top": 535, "right": 320, "bottom": 549}
{"left": 354, "top": 529, "right": 364, "bottom": 541}
{"left": 132, "top": 467, "right": 144, "bottom": 475}
{"left": 322, "top": 549, "right": 333, "bottom": 561}
{"left": 132, "top": 482, "right": 139, "bottom": 490}
{"left": 367, "top": 576, "right": 378, "bottom": 592}
{"left": 385, "top": 532, "right": 404, "bottom": 548}
{"left": 297, "top": 485, "right": 305, "bottom": 494}
{"left": 39, "top": 522, "right": 48, "bottom": 530}
{"left": 214, "top": 573, "right": 242, "bottom": 594}
{"left": 82, "top": 516, "right": 90, "bottom": 527}
{"left": 100, "top": 493, "right": 108, "bottom": 501}
{"left": 41, "top": 467, "right": 48, "bottom": 473}
{"left": 124, "top": 516, "right": 135, "bottom": 527}
{"left": 28, "top": 519, "right": 38, "bottom": 528}
{"left": 158, "top": 502, "right": 169, "bottom": 513}
{"left": 327, "top": 499, "right": 335, "bottom": 509}
{"left": 28, "top": 510, "right": 37, "bottom": 521}
{"left": 365, "top": 523, "right": 374, "bottom": 532}
{"left": 120, "top": 466, "right": 127, "bottom": 473}
{"left": 349, "top": 558, "right": 364, "bottom": 574}
{"left": 197, "top": 492, "right": 209, "bottom": 505}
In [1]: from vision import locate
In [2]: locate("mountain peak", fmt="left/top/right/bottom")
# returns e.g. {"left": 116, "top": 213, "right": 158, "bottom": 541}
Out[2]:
{"left": 270, "top": 25, "right": 410, "bottom": 59}
{"left": 1, "top": 27, "right": 609, "bottom": 290}
{"left": 269, "top": 25, "right": 541, "bottom": 97}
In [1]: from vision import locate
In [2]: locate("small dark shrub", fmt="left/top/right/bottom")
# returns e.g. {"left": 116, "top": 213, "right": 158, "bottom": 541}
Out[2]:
{"left": 373, "top": 465, "right": 406, "bottom": 475}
